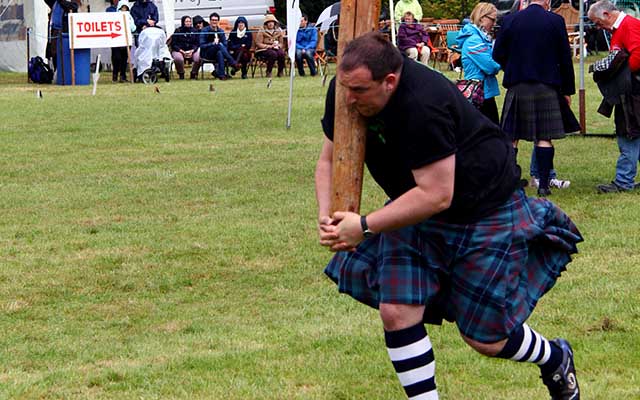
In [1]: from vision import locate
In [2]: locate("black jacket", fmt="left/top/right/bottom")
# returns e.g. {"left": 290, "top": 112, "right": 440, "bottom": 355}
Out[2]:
{"left": 592, "top": 50, "right": 640, "bottom": 138}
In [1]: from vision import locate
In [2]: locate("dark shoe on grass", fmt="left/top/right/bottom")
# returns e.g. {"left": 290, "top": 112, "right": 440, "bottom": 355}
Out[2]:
{"left": 596, "top": 181, "right": 631, "bottom": 194}
{"left": 537, "top": 187, "right": 552, "bottom": 197}
{"left": 541, "top": 339, "right": 580, "bottom": 400}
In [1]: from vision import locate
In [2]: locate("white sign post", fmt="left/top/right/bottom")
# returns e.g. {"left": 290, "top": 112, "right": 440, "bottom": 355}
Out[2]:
{"left": 68, "top": 12, "right": 134, "bottom": 85}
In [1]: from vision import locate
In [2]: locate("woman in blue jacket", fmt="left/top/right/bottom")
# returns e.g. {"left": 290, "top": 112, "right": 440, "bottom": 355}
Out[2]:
{"left": 456, "top": 2, "right": 501, "bottom": 124}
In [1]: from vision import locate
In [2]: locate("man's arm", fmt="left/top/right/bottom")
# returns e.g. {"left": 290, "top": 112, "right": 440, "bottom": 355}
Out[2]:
{"left": 315, "top": 137, "right": 339, "bottom": 247}
{"left": 326, "top": 154, "right": 455, "bottom": 252}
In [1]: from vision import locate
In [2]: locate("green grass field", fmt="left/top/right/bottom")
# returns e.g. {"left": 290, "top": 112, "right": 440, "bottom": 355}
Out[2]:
{"left": 0, "top": 61, "right": 639, "bottom": 399}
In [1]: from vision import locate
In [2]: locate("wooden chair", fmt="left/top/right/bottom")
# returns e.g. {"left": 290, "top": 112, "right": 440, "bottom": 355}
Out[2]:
{"left": 315, "top": 30, "right": 337, "bottom": 78}
{"left": 430, "top": 19, "right": 460, "bottom": 70}
{"left": 553, "top": 3, "right": 585, "bottom": 59}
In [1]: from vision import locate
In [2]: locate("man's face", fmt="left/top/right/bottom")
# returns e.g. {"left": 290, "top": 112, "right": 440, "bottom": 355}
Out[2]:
{"left": 210, "top": 16, "right": 219, "bottom": 28}
{"left": 338, "top": 66, "right": 397, "bottom": 117}
{"left": 300, "top": 17, "right": 307, "bottom": 28}
{"left": 589, "top": 11, "right": 615, "bottom": 31}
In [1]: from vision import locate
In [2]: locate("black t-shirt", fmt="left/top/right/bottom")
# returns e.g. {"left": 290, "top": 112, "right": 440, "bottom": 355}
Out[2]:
{"left": 321, "top": 58, "right": 521, "bottom": 223}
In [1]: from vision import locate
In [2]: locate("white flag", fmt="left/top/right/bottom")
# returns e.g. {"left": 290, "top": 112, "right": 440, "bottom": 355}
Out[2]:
{"left": 286, "top": 0, "right": 302, "bottom": 62}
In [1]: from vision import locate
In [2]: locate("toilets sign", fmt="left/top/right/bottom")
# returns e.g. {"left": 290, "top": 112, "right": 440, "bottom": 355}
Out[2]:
{"left": 69, "top": 12, "right": 133, "bottom": 49}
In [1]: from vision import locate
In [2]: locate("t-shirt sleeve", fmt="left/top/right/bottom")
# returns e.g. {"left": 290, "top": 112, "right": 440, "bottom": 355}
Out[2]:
{"left": 321, "top": 78, "right": 336, "bottom": 141}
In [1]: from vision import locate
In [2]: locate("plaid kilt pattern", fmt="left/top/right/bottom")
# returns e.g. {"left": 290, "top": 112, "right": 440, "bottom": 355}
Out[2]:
{"left": 500, "top": 82, "right": 580, "bottom": 142}
{"left": 324, "top": 189, "right": 583, "bottom": 343}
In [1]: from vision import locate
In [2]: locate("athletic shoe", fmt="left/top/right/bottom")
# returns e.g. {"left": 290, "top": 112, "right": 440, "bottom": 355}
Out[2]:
{"left": 531, "top": 178, "right": 571, "bottom": 189}
{"left": 596, "top": 181, "right": 632, "bottom": 194}
{"left": 550, "top": 178, "right": 571, "bottom": 189}
{"left": 542, "top": 339, "right": 580, "bottom": 400}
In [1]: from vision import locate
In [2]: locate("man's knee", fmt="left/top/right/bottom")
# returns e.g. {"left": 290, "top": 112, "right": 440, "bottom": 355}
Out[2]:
{"left": 461, "top": 334, "right": 507, "bottom": 357}
{"left": 405, "top": 48, "right": 418, "bottom": 60}
{"left": 379, "top": 303, "right": 425, "bottom": 331}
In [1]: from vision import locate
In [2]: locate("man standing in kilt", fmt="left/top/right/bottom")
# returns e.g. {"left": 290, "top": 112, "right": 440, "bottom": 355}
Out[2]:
{"left": 492, "top": 0, "right": 580, "bottom": 197}
{"left": 316, "top": 32, "right": 583, "bottom": 399}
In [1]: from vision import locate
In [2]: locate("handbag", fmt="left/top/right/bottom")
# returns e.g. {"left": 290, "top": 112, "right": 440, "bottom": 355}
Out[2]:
{"left": 455, "top": 79, "right": 484, "bottom": 108}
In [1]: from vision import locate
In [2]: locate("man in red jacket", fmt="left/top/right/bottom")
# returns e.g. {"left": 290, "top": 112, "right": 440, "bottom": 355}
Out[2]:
{"left": 588, "top": 0, "right": 640, "bottom": 193}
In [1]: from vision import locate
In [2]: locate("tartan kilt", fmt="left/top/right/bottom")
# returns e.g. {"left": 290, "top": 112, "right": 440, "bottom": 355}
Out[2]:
{"left": 324, "top": 189, "right": 583, "bottom": 343}
{"left": 500, "top": 82, "right": 581, "bottom": 142}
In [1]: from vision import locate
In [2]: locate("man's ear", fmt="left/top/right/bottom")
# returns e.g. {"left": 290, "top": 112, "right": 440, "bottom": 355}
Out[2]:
{"left": 383, "top": 73, "right": 399, "bottom": 91}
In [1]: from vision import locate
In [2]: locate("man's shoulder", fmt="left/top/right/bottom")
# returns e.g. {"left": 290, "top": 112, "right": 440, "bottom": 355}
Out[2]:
{"left": 621, "top": 14, "right": 640, "bottom": 29}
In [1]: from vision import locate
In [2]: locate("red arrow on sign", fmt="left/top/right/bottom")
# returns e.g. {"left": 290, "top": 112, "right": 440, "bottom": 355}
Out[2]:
{"left": 77, "top": 32, "right": 122, "bottom": 39}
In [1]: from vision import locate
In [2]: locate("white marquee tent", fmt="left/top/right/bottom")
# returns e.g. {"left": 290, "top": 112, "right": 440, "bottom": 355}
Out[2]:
{"left": 0, "top": 0, "right": 174, "bottom": 72}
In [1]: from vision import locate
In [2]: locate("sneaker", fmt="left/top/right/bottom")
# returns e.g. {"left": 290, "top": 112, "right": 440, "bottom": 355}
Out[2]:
{"left": 541, "top": 339, "right": 580, "bottom": 400}
{"left": 550, "top": 178, "right": 571, "bottom": 189}
{"left": 531, "top": 178, "right": 571, "bottom": 189}
{"left": 596, "top": 181, "right": 631, "bottom": 194}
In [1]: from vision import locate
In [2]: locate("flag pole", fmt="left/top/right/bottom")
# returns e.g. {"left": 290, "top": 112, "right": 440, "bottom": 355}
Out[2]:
{"left": 287, "top": 67, "right": 294, "bottom": 129}
{"left": 286, "top": 0, "right": 302, "bottom": 129}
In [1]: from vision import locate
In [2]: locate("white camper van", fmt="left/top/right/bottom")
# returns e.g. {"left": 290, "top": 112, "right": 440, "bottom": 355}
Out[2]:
{"left": 174, "top": 0, "right": 276, "bottom": 28}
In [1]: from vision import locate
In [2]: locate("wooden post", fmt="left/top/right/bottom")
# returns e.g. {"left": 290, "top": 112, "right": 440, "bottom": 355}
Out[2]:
{"left": 330, "top": 0, "right": 380, "bottom": 214}
{"left": 123, "top": 14, "right": 135, "bottom": 83}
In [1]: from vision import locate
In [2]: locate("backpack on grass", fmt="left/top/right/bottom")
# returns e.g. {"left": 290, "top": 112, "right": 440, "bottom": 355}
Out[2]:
{"left": 29, "top": 56, "right": 54, "bottom": 84}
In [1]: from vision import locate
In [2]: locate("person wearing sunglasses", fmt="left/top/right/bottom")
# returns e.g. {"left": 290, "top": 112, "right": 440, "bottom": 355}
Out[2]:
{"left": 456, "top": 2, "right": 501, "bottom": 123}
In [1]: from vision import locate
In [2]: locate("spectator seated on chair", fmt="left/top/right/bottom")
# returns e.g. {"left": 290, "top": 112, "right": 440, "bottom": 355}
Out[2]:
{"left": 378, "top": 11, "right": 392, "bottom": 40}
{"left": 192, "top": 15, "right": 208, "bottom": 32}
{"left": 397, "top": 11, "right": 433, "bottom": 65}
{"left": 133, "top": 25, "right": 172, "bottom": 82}
{"left": 199, "top": 12, "right": 237, "bottom": 80}
{"left": 255, "top": 14, "right": 286, "bottom": 78}
{"left": 171, "top": 16, "right": 203, "bottom": 80}
{"left": 228, "top": 16, "right": 252, "bottom": 79}
{"left": 324, "top": 19, "right": 339, "bottom": 57}
{"left": 295, "top": 14, "right": 317, "bottom": 77}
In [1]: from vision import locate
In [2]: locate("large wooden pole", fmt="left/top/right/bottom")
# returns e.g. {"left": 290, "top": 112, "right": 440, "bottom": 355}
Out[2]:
{"left": 330, "top": 0, "right": 380, "bottom": 214}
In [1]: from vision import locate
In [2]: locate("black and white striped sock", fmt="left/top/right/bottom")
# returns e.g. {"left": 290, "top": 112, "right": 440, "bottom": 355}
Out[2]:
{"left": 385, "top": 323, "right": 438, "bottom": 400}
{"left": 495, "top": 323, "right": 563, "bottom": 376}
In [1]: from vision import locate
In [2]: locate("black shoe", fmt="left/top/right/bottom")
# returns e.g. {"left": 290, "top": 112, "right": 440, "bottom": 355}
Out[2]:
{"left": 178, "top": 73, "right": 184, "bottom": 80}
{"left": 596, "top": 181, "right": 631, "bottom": 194}
{"left": 541, "top": 339, "right": 580, "bottom": 400}
{"left": 537, "top": 187, "right": 552, "bottom": 197}
{"left": 241, "top": 74, "right": 248, "bottom": 79}
{"left": 190, "top": 73, "right": 198, "bottom": 80}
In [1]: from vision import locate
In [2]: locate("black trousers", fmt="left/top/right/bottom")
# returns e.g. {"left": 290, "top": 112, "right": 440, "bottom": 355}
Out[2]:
{"left": 111, "top": 47, "right": 128, "bottom": 80}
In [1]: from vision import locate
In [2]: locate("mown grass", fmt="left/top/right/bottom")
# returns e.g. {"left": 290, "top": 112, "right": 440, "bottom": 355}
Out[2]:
{"left": 0, "top": 61, "right": 638, "bottom": 399}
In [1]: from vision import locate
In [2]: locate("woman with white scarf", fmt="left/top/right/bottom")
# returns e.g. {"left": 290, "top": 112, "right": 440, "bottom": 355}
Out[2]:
{"left": 228, "top": 16, "right": 253, "bottom": 79}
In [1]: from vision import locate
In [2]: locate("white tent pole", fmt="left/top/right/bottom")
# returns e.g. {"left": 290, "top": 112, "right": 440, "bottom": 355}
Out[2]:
{"left": 579, "top": 0, "right": 586, "bottom": 134}
{"left": 389, "top": 0, "right": 396, "bottom": 45}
